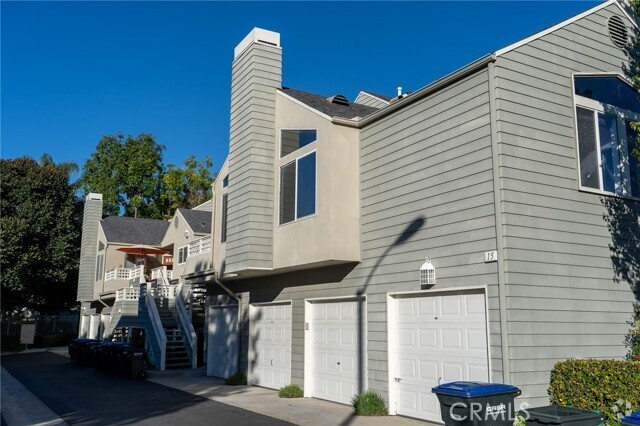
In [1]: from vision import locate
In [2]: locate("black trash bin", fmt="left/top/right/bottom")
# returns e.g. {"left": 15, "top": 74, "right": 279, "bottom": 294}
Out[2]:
{"left": 622, "top": 411, "right": 640, "bottom": 426}
{"left": 79, "top": 340, "right": 100, "bottom": 367}
{"left": 523, "top": 405, "right": 604, "bottom": 425}
{"left": 432, "top": 381, "right": 521, "bottom": 426}
{"left": 120, "top": 347, "right": 145, "bottom": 379}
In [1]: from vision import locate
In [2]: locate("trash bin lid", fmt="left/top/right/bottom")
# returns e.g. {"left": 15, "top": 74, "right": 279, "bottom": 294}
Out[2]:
{"left": 432, "top": 381, "right": 520, "bottom": 397}
{"left": 623, "top": 411, "right": 640, "bottom": 425}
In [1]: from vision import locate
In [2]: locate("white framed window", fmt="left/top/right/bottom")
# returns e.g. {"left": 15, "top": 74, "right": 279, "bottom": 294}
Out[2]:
{"left": 280, "top": 129, "right": 317, "bottom": 158}
{"left": 95, "top": 251, "right": 104, "bottom": 282}
{"left": 280, "top": 150, "right": 317, "bottom": 225}
{"left": 177, "top": 245, "right": 188, "bottom": 264}
{"left": 221, "top": 194, "right": 228, "bottom": 243}
{"left": 574, "top": 74, "right": 640, "bottom": 198}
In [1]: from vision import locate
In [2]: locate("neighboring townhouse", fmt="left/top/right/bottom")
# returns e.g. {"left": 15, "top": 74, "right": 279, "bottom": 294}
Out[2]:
{"left": 203, "top": 2, "right": 639, "bottom": 422}
{"left": 76, "top": 195, "right": 213, "bottom": 369}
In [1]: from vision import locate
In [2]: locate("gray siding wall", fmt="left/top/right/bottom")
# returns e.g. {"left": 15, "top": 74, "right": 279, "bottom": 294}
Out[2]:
{"left": 225, "top": 42, "right": 282, "bottom": 273}
{"left": 354, "top": 92, "right": 389, "bottom": 109}
{"left": 217, "top": 68, "right": 503, "bottom": 400}
{"left": 77, "top": 196, "right": 102, "bottom": 302}
{"left": 493, "top": 4, "right": 639, "bottom": 404}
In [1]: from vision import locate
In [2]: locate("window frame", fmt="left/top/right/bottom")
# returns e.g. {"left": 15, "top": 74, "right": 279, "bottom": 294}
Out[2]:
{"left": 279, "top": 149, "right": 318, "bottom": 226}
{"left": 177, "top": 245, "right": 188, "bottom": 265}
{"left": 221, "top": 193, "right": 228, "bottom": 243}
{"left": 95, "top": 251, "right": 104, "bottom": 282}
{"left": 279, "top": 128, "right": 318, "bottom": 159}
{"left": 572, "top": 73, "right": 640, "bottom": 200}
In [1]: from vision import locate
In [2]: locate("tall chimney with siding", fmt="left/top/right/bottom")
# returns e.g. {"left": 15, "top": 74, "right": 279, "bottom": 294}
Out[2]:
{"left": 77, "top": 193, "right": 102, "bottom": 337}
{"left": 225, "top": 28, "right": 282, "bottom": 274}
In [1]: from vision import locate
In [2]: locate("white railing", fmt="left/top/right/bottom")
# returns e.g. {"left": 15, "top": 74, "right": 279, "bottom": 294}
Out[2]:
{"left": 142, "top": 284, "right": 167, "bottom": 370}
{"left": 150, "top": 284, "right": 178, "bottom": 299}
{"left": 105, "top": 265, "right": 144, "bottom": 282}
{"left": 175, "top": 285, "right": 198, "bottom": 368}
{"left": 188, "top": 235, "right": 212, "bottom": 257}
{"left": 151, "top": 266, "right": 173, "bottom": 281}
{"left": 115, "top": 287, "right": 140, "bottom": 302}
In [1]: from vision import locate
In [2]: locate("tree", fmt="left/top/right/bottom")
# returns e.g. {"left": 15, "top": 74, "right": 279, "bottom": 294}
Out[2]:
{"left": 162, "top": 155, "right": 215, "bottom": 217}
{"left": 79, "top": 133, "right": 165, "bottom": 218}
{"left": 0, "top": 156, "right": 81, "bottom": 313}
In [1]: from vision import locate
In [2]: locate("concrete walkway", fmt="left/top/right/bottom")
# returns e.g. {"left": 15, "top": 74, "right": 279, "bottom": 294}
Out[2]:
{"left": 2, "top": 347, "right": 437, "bottom": 426}
{"left": 148, "top": 373, "right": 434, "bottom": 426}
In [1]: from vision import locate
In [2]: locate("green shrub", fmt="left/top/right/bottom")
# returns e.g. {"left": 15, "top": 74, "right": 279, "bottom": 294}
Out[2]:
{"left": 549, "top": 359, "right": 640, "bottom": 422}
{"left": 225, "top": 371, "right": 247, "bottom": 385}
{"left": 278, "top": 384, "right": 304, "bottom": 398}
{"left": 351, "top": 391, "right": 387, "bottom": 416}
{"left": 626, "top": 307, "right": 640, "bottom": 361}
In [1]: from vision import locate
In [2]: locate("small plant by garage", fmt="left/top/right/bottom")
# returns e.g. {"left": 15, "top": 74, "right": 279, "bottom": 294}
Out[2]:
{"left": 278, "top": 384, "right": 304, "bottom": 398}
{"left": 225, "top": 371, "right": 247, "bottom": 385}
{"left": 351, "top": 391, "right": 387, "bottom": 416}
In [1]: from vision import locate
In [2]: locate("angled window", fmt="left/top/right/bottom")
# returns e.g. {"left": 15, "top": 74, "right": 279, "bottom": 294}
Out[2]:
{"left": 222, "top": 175, "right": 229, "bottom": 188}
{"left": 574, "top": 75, "right": 640, "bottom": 197}
{"left": 281, "top": 130, "right": 317, "bottom": 157}
{"left": 279, "top": 151, "right": 317, "bottom": 224}
{"left": 178, "top": 246, "right": 188, "bottom": 264}
{"left": 221, "top": 194, "right": 228, "bottom": 243}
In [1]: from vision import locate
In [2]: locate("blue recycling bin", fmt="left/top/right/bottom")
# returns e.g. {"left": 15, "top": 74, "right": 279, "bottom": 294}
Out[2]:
{"left": 432, "top": 381, "right": 521, "bottom": 425}
{"left": 623, "top": 411, "right": 640, "bottom": 426}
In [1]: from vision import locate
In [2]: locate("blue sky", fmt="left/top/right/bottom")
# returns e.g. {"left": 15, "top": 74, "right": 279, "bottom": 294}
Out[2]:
{"left": 2, "top": 1, "right": 596, "bottom": 181}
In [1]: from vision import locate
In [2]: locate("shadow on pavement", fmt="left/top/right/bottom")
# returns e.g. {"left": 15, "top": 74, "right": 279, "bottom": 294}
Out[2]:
{"left": 2, "top": 352, "right": 291, "bottom": 426}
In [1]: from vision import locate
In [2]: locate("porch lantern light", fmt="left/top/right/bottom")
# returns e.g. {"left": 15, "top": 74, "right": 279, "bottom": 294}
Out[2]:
{"left": 420, "top": 257, "right": 436, "bottom": 287}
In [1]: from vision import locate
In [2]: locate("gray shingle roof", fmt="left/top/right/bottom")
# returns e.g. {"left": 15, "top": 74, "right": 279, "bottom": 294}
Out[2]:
{"left": 361, "top": 90, "right": 392, "bottom": 102}
{"left": 100, "top": 216, "right": 169, "bottom": 245}
{"left": 178, "top": 208, "right": 211, "bottom": 235}
{"left": 282, "top": 88, "right": 378, "bottom": 119}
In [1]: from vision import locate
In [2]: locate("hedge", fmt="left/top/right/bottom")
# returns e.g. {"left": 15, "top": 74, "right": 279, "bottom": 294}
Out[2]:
{"left": 549, "top": 359, "right": 640, "bottom": 421}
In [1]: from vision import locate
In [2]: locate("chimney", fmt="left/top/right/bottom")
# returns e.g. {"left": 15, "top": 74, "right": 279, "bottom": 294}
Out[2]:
{"left": 77, "top": 193, "right": 103, "bottom": 306}
{"left": 225, "top": 28, "right": 282, "bottom": 273}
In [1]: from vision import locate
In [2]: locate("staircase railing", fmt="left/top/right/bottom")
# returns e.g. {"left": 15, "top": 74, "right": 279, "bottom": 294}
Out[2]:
{"left": 140, "top": 283, "right": 167, "bottom": 370}
{"left": 175, "top": 284, "right": 198, "bottom": 368}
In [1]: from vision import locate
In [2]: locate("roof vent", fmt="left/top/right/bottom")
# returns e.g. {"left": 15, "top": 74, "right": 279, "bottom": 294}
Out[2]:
{"left": 608, "top": 15, "right": 628, "bottom": 48}
{"left": 328, "top": 94, "right": 350, "bottom": 106}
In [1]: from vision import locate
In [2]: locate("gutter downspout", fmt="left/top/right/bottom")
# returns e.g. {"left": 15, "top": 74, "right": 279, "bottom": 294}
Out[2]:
{"left": 214, "top": 274, "right": 242, "bottom": 374}
{"left": 487, "top": 60, "right": 511, "bottom": 383}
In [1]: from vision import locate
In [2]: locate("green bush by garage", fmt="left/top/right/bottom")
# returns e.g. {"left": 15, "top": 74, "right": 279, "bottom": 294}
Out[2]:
{"left": 549, "top": 359, "right": 640, "bottom": 423}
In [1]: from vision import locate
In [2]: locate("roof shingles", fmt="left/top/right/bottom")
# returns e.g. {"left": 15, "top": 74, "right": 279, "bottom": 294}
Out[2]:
{"left": 100, "top": 216, "right": 169, "bottom": 245}
{"left": 282, "top": 88, "right": 378, "bottom": 119}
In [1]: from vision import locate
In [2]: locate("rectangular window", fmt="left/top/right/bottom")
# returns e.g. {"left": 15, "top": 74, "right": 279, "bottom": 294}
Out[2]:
{"left": 222, "top": 175, "right": 229, "bottom": 188}
{"left": 95, "top": 252, "right": 104, "bottom": 281}
{"left": 221, "top": 194, "right": 228, "bottom": 243}
{"left": 178, "top": 246, "right": 188, "bottom": 264}
{"left": 279, "top": 151, "right": 316, "bottom": 224}
{"left": 281, "top": 130, "right": 317, "bottom": 157}
{"left": 574, "top": 75, "right": 640, "bottom": 197}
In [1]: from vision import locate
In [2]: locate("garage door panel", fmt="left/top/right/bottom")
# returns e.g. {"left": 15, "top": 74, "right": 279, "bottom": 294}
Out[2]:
{"left": 311, "top": 300, "right": 364, "bottom": 405}
{"left": 252, "top": 303, "right": 292, "bottom": 390}
{"left": 392, "top": 292, "right": 489, "bottom": 423}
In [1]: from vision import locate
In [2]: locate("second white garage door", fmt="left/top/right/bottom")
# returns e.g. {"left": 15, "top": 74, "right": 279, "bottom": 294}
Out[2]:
{"left": 251, "top": 302, "right": 292, "bottom": 389}
{"left": 390, "top": 291, "right": 489, "bottom": 423}
{"left": 310, "top": 299, "right": 365, "bottom": 405}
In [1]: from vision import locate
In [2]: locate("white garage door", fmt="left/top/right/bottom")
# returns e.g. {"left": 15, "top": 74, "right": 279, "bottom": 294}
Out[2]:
{"left": 207, "top": 305, "right": 238, "bottom": 379}
{"left": 311, "top": 300, "right": 364, "bottom": 405}
{"left": 391, "top": 292, "right": 489, "bottom": 423}
{"left": 251, "top": 303, "right": 292, "bottom": 389}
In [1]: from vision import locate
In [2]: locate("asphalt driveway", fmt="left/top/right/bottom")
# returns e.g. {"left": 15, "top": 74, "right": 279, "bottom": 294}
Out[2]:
{"left": 1, "top": 352, "right": 292, "bottom": 426}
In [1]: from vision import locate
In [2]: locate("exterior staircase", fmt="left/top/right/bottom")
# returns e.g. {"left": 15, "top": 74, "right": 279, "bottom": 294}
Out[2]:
{"left": 155, "top": 297, "right": 192, "bottom": 369}
{"left": 187, "top": 283, "right": 207, "bottom": 367}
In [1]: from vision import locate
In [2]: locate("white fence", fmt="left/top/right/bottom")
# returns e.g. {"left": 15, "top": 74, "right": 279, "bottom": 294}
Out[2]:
{"left": 188, "top": 235, "right": 212, "bottom": 257}
{"left": 115, "top": 287, "right": 140, "bottom": 302}
{"left": 151, "top": 266, "right": 173, "bottom": 281}
{"left": 105, "top": 265, "right": 144, "bottom": 282}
